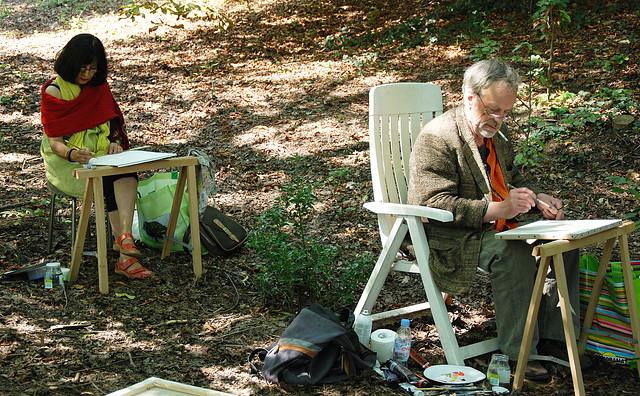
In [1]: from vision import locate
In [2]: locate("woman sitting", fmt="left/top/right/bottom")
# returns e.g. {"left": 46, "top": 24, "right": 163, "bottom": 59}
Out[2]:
{"left": 41, "top": 33, "right": 152, "bottom": 279}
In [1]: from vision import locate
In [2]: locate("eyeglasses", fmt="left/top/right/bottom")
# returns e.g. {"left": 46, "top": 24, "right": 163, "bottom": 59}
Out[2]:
{"left": 478, "top": 95, "right": 511, "bottom": 122}
{"left": 79, "top": 66, "right": 99, "bottom": 74}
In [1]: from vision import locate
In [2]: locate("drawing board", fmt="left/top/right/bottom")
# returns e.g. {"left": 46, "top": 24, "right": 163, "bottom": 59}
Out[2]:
{"left": 88, "top": 150, "right": 176, "bottom": 167}
{"left": 495, "top": 219, "right": 622, "bottom": 240}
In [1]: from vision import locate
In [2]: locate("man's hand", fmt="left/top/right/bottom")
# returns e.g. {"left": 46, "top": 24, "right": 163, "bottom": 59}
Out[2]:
{"left": 537, "top": 193, "right": 564, "bottom": 220}
{"left": 483, "top": 186, "right": 536, "bottom": 223}
{"left": 107, "top": 142, "right": 123, "bottom": 154}
{"left": 501, "top": 186, "right": 537, "bottom": 219}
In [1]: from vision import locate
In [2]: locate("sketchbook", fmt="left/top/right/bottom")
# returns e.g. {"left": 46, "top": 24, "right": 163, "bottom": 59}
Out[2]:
{"left": 88, "top": 150, "right": 176, "bottom": 167}
{"left": 495, "top": 219, "right": 623, "bottom": 240}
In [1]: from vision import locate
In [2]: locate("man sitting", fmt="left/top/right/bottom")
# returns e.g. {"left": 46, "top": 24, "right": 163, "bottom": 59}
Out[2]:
{"left": 407, "top": 59, "right": 589, "bottom": 380}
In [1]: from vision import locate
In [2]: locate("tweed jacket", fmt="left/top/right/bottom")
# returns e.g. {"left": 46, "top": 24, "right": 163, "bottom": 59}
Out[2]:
{"left": 407, "top": 106, "right": 538, "bottom": 294}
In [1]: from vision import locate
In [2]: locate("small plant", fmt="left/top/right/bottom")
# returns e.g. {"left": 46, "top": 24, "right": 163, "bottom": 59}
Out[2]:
{"left": 470, "top": 38, "right": 500, "bottom": 61}
{"left": 515, "top": 136, "right": 547, "bottom": 172}
{"left": 247, "top": 156, "right": 373, "bottom": 309}
{"left": 327, "top": 167, "right": 350, "bottom": 188}
{"left": 533, "top": 0, "right": 571, "bottom": 94}
{"left": 600, "top": 53, "right": 630, "bottom": 71}
{"left": 469, "top": 20, "right": 500, "bottom": 61}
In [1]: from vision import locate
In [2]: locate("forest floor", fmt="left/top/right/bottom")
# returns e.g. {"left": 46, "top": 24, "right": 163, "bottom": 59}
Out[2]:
{"left": 1, "top": 0, "right": 640, "bottom": 395}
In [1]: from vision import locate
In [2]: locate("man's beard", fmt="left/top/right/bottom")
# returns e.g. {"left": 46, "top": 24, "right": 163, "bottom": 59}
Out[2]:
{"left": 476, "top": 120, "right": 499, "bottom": 138}
{"left": 477, "top": 127, "right": 496, "bottom": 138}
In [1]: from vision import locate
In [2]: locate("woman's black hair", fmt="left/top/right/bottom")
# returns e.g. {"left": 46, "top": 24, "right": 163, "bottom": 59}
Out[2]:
{"left": 54, "top": 33, "right": 108, "bottom": 86}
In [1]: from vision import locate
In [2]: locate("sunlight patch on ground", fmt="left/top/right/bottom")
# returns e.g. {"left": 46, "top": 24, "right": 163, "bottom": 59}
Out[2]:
{"left": 204, "top": 313, "right": 253, "bottom": 336}
{"left": 0, "top": 152, "right": 38, "bottom": 164}
{"left": 0, "top": 2, "right": 191, "bottom": 59}
{"left": 234, "top": 125, "right": 278, "bottom": 147}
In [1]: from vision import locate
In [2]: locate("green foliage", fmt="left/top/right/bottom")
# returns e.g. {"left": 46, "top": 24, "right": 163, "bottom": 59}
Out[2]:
{"left": 0, "top": 2, "right": 13, "bottom": 19}
{"left": 469, "top": 21, "right": 500, "bottom": 61}
{"left": 120, "top": 0, "right": 235, "bottom": 28}
{"left": 514, "top": 122, "right": 547, "bottom": 171}
{"left": 533, "top": 0, "right": 571, "bottom": 94}
{"left": 122, "top": 0, "right": 200, "bottom": 20}
{"left": 607, "top": 174, "right": 640, "bottom": 232}
{"left": 341, "top": 52, "right": 378, "bottom": 75}
{"left": 324, "top": 16, "right": 436, "bottom": 51}
{"left": 514, "top": 87, "right": 638, "bottom": 172}
{"left": 247, "top": 157, "right": 374, "bottom": 310}
{"left": 533, "top": 0, "right": 571, "bottom": 41}
{"left": 590, "top": 53, "right": 630, "bottom": 72}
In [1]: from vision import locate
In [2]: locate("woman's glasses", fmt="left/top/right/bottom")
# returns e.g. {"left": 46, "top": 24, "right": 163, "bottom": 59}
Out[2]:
{"left": 79, "top": 66, "right": 99, "bottom": 74}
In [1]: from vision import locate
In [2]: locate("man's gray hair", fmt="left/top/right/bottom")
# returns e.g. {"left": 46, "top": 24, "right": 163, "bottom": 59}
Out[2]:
{"left": 462, "top": 59, "right": 521, "bottom": 95}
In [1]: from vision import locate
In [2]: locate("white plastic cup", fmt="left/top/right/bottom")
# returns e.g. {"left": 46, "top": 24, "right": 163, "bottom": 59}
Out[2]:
{"left": 60, "top": 267, "right": 70, "bottom": 282}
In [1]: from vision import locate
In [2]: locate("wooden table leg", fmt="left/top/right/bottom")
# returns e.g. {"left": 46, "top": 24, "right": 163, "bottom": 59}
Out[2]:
{"left": 618, "top": 232, "right": 640, "bottom": 378}
{"left": 513, "top": 255, "right": 552, "bottom": 391}
{"left": 69, "top": 179, "right": 94, "bottom": 283}
{"left": 553, "top": 252, "right": 585, "bottom": 396}
{"left": 186, "top": 163, "right": 202, "bottom": 278}
{"left": 92, "top": 176, "right": 109, "bottom": 294}
{"left": 161, "top": 164, "right": 202, "bottom": 278}
{"left": 162, "top": 166, "right": 187, "bottom": 259}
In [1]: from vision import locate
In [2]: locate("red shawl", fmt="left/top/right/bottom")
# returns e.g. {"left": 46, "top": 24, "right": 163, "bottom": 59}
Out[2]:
{"left": 40, "top": 78, "right": 129, "bottom": 149}
{"left": 486, "top": 138, "right": 518, "bottom": 232}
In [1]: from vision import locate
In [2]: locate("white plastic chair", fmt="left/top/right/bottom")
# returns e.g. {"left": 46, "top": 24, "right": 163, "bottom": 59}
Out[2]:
{"left": 355, "top": 83, "right": 499, "bottom": 365}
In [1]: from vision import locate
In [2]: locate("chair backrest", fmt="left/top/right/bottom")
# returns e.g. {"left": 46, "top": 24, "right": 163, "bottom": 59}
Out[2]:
{"left": 368, "top": 83, "right": 443, "bottom": 244}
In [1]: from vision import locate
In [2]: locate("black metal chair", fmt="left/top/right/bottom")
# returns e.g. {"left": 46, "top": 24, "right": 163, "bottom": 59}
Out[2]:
{"left": 47, "top": 181, "right": 77, "bottom": 254}
{"left": 46, "top": 180, "right": 111, "bottom": 254}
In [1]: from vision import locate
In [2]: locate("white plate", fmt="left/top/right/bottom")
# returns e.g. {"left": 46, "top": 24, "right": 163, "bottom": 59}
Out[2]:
{"left": 423, "top": 365, "right": 486, "bottom": 384}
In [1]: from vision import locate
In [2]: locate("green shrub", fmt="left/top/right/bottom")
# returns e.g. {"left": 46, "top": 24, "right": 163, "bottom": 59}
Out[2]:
{"left": 247, "top": 157, "right": 374, "bottom": 310}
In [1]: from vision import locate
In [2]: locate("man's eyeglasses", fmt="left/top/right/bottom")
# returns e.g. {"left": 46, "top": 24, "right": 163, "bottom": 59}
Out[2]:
{"left": 478, "top": 95, "right": 511, "bottom": 122}
{"left": 79, "top": 66, "right": 99, "bottom": 74}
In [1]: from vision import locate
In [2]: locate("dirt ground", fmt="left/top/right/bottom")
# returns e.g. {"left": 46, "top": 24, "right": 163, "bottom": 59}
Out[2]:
{"left": 1, "top": 0, "right": 640, "bottom": 395}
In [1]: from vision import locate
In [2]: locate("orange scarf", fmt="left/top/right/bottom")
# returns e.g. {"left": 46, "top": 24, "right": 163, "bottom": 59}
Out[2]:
{"left": 486, "top": 138, "right": 517, "bottom": 231}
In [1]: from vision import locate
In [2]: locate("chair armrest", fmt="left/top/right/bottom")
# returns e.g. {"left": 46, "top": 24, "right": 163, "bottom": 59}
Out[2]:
{"left": 363, "top": 202, "right": 453, "bottom": 223}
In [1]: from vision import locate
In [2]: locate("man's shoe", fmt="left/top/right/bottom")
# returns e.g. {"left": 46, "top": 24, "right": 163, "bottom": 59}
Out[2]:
{"left": 524, "top": 361, "right": 550, "bottom": 382}
{"left": 538, "top": 339, "right": 593, "bottom": 369}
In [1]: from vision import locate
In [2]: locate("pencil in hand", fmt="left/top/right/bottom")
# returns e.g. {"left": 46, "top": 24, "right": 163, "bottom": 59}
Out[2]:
{"left": 507, "top": 184, "right": 555, "bottom": 210}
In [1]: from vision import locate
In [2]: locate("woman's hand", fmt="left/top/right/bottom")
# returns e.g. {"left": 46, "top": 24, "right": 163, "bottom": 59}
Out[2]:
{"left": 107, "top": 142, "right": 123, "bottom": 154}
{"left": 71, "top": 148, "right": 93, "bottom": 164}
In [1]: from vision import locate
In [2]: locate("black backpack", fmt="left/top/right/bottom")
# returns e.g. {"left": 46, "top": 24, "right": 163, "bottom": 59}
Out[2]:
{"left": 248, "top": 304, "right": 377, "bottom": 386}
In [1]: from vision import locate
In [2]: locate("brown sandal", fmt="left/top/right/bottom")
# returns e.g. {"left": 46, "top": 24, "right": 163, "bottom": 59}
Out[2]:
{"left": 115, "top": 233, "right": 142, "bottom": 258}
{"left": 115, "top": 257, "right": 153, "bottom": 279}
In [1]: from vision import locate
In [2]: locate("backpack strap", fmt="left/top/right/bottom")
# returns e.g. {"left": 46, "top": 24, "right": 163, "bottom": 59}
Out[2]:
{"left": 248, "top": 348, "right": 269, "bottom": 377}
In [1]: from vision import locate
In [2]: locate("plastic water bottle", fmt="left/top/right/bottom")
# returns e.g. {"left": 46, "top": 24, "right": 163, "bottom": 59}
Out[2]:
{"left": 393, "top": 319, "right": 411, "bottom": 365}
{"left": 354, "top": 310, "right": 373, "bottom": 347}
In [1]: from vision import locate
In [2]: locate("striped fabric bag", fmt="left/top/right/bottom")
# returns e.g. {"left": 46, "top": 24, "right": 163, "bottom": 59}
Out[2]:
{"left": 579, "top": 254, "right": 640, "bottom": 367}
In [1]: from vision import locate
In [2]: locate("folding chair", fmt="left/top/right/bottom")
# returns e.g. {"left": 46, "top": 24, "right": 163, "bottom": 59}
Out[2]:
{"left": 354, "top": 83, "right": 499, "bottom": 365}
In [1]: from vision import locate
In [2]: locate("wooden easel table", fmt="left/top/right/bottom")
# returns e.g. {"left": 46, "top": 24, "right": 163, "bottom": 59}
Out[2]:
{"left": 512, "top": 220, "right": 639, "bottom": 395}
{"left": 68, "top": 156, "right": 202, "bottom": 294}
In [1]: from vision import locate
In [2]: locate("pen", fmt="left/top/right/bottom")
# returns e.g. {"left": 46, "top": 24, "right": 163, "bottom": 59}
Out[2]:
{"left": 507, "top": 184, "right": 554, "bottom": 210}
